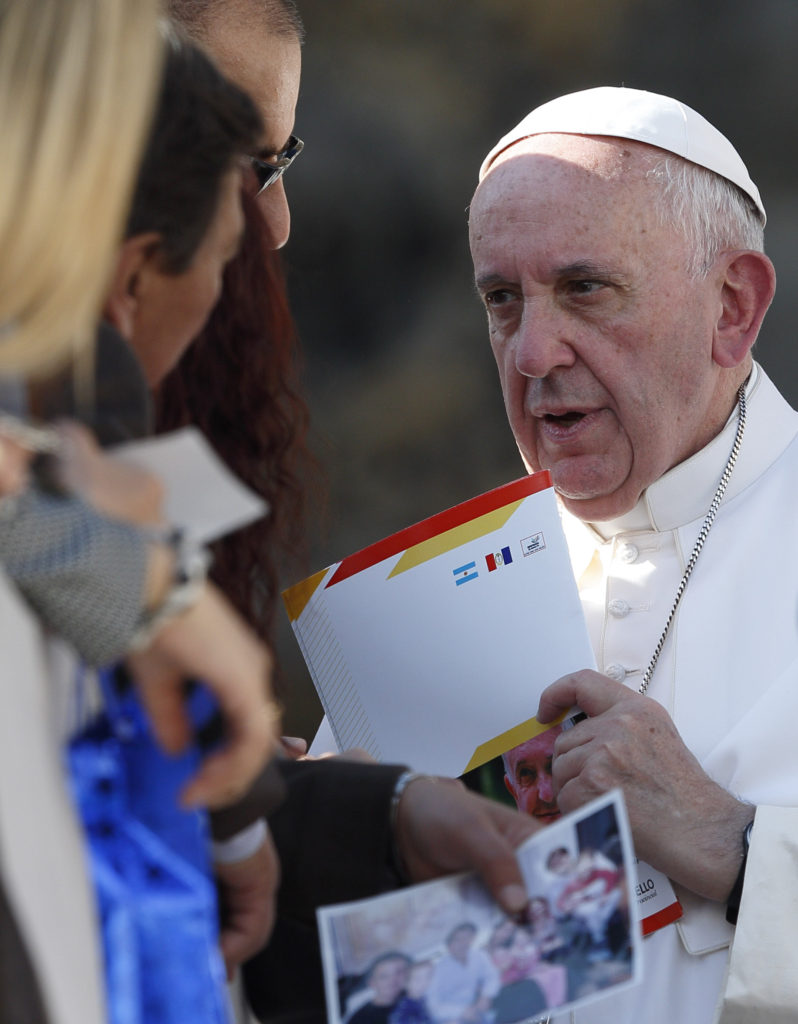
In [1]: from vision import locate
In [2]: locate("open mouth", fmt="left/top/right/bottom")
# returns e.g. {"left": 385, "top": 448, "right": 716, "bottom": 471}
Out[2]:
{"left": 544, "top": 411, "right": 586, "bottom": 425}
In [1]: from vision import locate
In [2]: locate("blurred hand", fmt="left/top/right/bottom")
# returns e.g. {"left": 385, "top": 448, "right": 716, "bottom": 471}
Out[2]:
{"left": 394, "top": 776, "right": 539, "bottom": 915}
{"left": 538, "top": 669, "right": 753, "bottom": 901}
{"left": 0, "top": 435, "right": 32, "bottom": 496}
{"left": 54, "top": 420, "right": 164, "bottom": 526}
{"left": 127, "top": 581, "right": 278, "bottom": 809}
{"left": 299, "top": 746, "right": 376, "bottom": 764}
{"left": 215, "top": 831, "right": 280, "bottom": 979}
{"left": 280, "top": 731, "right": 376, "bottom": 764}
{"left": 279, "top": 736, "right": 309, "bottom": 760}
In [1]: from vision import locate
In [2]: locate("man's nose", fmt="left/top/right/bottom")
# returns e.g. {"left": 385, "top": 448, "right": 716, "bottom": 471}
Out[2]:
{"left": 514, "top": 304, "right": 576, "bottom": 379}
{"left": 256, "top": 178, "right": 291, "bottom": 250}
{"left": 538, "top": 772, "right": 555, "bottom": 803}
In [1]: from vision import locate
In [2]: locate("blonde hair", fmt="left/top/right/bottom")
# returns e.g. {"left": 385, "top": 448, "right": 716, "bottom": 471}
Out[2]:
{"left": 0, "top": 0, "right": 163, "bottom": 377}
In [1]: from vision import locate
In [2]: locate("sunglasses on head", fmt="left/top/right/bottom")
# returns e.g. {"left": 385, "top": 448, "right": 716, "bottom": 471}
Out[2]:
{"left": 249, "top": 135, "right": 304, "bottom": 195}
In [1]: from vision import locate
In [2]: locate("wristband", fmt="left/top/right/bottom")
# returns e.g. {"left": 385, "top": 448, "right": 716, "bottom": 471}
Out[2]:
{"left": 211, "top": 819, "right": 269, "bottom": 865}
{"left": 725, "top": 817, "right": 755, "bottom": 925}
{"left": 128, "top": 527, "right": 210, "bottom": 650}
{"left": 389, "top": 770, "right": 435, "bottom": 883}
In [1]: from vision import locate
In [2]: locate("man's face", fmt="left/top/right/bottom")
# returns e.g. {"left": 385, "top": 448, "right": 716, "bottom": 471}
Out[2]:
{"left": 202, "top": 17, "right": 302, "bottom": 249}
{"left": 548, "top": 849, "right": 575, "bottom": 876}
{"left": 130, "top": 166, "right": 244, "bottom": 386}
{"left": 406, "top": 963, "right": 433, "bottom": 999}
{"left": 503, "top": 727, "right": 561, "bottom": 824}
{"left": 448, "top": 926, "right": 475, "bottom": 963}
{"left": 370, "top": 958, "right": 409, "bottom": 1005}
{"left": 469, "top": 134, "right": 733, "bottom": 522}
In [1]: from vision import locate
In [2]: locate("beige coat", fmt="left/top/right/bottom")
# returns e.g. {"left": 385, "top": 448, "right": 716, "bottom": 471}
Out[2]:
{"left": 0, "top": 566, "right": 105, "bottom": 1024}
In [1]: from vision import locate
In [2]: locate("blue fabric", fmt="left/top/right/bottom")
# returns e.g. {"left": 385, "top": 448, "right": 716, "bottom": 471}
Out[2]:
{"left": 68, "top": 672, "right": 231, "bottom": 1024}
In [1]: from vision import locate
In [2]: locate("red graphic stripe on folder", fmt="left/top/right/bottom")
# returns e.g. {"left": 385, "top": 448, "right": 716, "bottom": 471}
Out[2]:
{"left": 326, "top": 471, "right": 551, "bottom": 588}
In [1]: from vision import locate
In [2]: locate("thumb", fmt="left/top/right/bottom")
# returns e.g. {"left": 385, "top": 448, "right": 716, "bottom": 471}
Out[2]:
{"left": 466, "top": 799, "right": 538, "bottom": 915}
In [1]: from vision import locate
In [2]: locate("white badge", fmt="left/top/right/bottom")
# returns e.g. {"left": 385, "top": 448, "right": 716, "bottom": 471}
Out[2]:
{"left": 635, "top": 859, "right": 682, "bottom": 936}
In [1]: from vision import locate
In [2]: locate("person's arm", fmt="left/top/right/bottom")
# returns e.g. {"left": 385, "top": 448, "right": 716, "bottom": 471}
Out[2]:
{"left": 264, "top": 760, "right": 537, "bottom": 920}
{"left": 0, "top": 432, "right": 32, "bottom": 496}
{"left": 207, "top": 759, "right": 288, "bottom": 977}
{"left": 49, "top": 420, "right": 280, "bottom": 808}
{"left": 212, "top": 824, "right": 281, "bottom": 980}
{"left": 126, "top": 580, "right": 278, "bottom": 810}
{"left": 243, "top": 761, "right": 538, "bottom": 1021}
{"left": 0, "top": 487, "right": 151, "bottom": 666}
{"left": 717, "top": 806, "right": 798, "bottom": 1023}
{"left": 475, "top": 948, "right": 501, "bottom": 1001}
{"left": 537, "top": 669, "right": 755, "bottom": 902}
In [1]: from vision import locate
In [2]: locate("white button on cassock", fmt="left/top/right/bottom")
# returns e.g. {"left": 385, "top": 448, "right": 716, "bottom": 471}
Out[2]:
{"left": 617, "top": 542, "right": 639, "bottom": 564}
{"left": 604, "top": 663, "right": 628, "bottom": 682}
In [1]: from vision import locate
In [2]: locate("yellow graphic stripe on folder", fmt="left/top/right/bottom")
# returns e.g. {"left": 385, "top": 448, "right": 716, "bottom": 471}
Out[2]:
{"left": 387, "top": 501, "right": 523, "bottom": 579}
{"left": 282, "top": 567, "right": 330, "bottom": 622}
{"left": 462, "top": 710, "right": 569, "bottom": 774}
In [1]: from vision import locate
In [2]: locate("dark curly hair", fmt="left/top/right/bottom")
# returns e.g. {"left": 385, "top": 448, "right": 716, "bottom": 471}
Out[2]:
{"left": 155, "top": 189, "right": 318, "bottom": 679}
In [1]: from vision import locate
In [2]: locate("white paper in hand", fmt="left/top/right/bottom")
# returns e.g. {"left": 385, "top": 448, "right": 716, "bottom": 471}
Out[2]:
{"left": 112, "top": 427, "right": 267, "bottom": 544}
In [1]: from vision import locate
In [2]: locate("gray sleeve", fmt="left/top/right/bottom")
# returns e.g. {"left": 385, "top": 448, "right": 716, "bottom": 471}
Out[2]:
{"left": 0, "top": 487, "right": 148, "bottom": 666}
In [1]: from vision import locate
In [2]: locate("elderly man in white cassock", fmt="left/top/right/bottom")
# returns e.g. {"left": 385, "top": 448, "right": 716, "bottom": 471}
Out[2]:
{"left": 469, "top": 86, "right": 798, "bottom": 1024}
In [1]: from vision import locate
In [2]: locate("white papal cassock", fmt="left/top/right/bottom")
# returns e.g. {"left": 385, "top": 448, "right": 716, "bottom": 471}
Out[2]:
{"left": 549, "top": 364, "right": 798, "bottom": 1024}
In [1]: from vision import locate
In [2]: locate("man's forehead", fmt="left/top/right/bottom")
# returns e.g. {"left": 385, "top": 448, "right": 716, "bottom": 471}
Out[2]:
{"left": 484, "top": 133, "right": 654, "bottom": 190}
{"left": 508, "top": 735, "right": 555, "bottom": 764}
{"left": 199, "top": 16, "right": 301, "bottom": 153}
{"left": 470, "top": 137, "right": 660, "bottom": 248}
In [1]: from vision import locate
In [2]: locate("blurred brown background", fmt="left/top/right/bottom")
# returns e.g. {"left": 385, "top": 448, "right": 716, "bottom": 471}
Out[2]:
{"left": 277, "top": 0, "right": 798, "bottom": 738}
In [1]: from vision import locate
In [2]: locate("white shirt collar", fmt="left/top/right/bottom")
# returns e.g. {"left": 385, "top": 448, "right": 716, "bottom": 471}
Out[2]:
{"left": 585, "top": 363, "right": 798, "bottom": 540}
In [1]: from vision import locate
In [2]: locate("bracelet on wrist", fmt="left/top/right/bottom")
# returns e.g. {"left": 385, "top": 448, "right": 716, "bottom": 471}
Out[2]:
{"left": 211, "top": 819, "right": 269, "bottom": 865}
{"left": 128, "top": 527, "right": 210, "bottom": 651}
{"left": 389, "top": 770, "right": 436, "bottom": 884}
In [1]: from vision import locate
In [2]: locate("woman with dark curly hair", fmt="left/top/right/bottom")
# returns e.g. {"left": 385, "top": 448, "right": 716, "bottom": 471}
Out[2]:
{"left": 155, "top": 189, "right": 316, "bottom": 670}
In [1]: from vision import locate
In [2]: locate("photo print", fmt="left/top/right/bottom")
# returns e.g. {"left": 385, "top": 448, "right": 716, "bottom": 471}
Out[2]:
{"left": 317, "top": 791, "right": 641, "bottom": 1024}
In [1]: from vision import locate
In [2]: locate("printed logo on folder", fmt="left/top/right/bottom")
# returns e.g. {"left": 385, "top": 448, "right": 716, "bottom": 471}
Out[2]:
{"left": 283, "top": 472, "right": 595, "bottom": 778}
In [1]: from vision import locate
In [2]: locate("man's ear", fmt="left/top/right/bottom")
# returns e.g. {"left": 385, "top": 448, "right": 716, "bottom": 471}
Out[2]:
{"left": 102, "top": 232, "right": 162, "bottom": 340}
{"left": 712, "top": 250, "right": 776, "bottom": 369}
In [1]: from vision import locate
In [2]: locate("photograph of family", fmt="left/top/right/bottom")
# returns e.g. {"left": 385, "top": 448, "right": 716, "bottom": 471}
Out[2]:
{"left": 318, "top": 793, "right": 639, "bottom": 1024}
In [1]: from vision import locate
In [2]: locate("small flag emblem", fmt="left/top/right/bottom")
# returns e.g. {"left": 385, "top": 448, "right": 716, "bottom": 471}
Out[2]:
{"left": 521, "top": 532, "right": 546, "bottom": 556}
{"left": 453, "top": 561, "right": 479, "bottom": 586}
{"left": 485, "top": 546, "right": 513, "bottom": 572}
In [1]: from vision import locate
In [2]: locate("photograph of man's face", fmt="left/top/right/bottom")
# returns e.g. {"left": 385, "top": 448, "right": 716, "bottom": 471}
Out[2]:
{"left": 502, "top": 724, "right": 563, "bottom": 825}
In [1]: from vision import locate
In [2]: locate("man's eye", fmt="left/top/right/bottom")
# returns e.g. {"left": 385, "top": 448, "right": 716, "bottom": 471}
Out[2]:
{"left": 566, "top": 279, "right": 603, "bottom": 295}
{"left": 484, "top": 288, "right": 516, "bottom": 307}
{"left": 518, "top": 767, "right": 537, "bottom": 784}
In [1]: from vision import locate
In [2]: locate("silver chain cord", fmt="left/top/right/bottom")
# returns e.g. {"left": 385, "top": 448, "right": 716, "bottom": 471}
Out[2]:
{"left": 517, "top": 385, "right": 747, "bottom": 1024}
{"left": 638, "top": 381, "right": 747, "bottom": 696}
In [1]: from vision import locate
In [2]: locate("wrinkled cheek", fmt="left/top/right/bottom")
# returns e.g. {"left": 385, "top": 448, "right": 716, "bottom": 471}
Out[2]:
{"left": 547, "top": 443, "right": 633, "bottom": 501}
{"left": 507, "top": 404, "right": 541, "bottom": 474}
{"left": 494, "top": 360, "right": 538, "bottom": 467}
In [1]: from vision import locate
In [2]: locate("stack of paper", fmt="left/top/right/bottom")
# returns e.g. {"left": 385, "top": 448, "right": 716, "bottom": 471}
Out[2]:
{"left": 284, "top": 471, "right": 595, "bottom": 778}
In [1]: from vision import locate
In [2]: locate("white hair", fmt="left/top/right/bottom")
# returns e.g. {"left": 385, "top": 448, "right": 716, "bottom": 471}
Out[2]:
{"left": 646, "top": 155, "right": 765, "bottom": 280}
